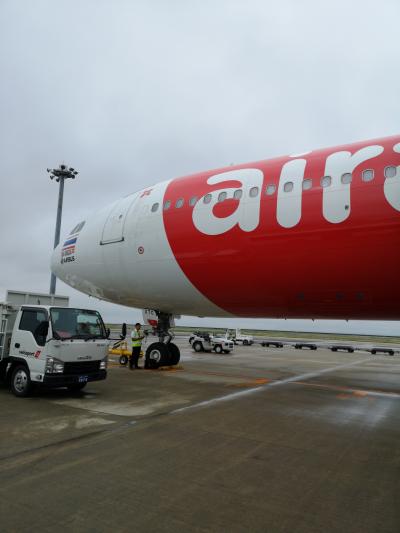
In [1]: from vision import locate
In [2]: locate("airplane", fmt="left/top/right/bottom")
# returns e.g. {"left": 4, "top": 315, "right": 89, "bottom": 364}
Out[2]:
{"left": 51, "top": 135, "right": 400, "bottom": 368}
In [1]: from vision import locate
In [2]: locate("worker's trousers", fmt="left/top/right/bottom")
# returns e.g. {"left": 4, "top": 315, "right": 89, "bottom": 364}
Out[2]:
{"left": 130, "top": 346, "right": 141, "bottom": 368}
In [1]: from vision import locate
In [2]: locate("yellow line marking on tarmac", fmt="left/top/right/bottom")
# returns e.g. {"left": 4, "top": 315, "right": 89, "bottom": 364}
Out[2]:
{"left": 230, "top": 378, "right": 270, "bottom": 387}
{"left": 171, "top": 368, "right": 269, "bottom": 382}
{"left": 293, "top": 380, "right": 400, "bottom": 399}
{"left": 171, "top": 357, "right": 375, "bottom": 414}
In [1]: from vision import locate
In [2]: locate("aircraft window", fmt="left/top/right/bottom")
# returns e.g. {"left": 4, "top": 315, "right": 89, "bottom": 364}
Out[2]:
{"left": 321, "top": 176, "right": 331, "bottom": 188}
{"left": 384, "top": 166, "right": 397, "bottom": 178}
{"left": 283, "top": 182, "right": 293, "bottom": 193}
{"left": 302, "top": 179, "right": 312, "bottom": 190}
{"left": 163, "top": 200, "right": 171, "bottom": 210}
{"left": 233, "top": 189, "right": 242, "bottom": 199}
{"left": 218, "top": 192, "right": 227, "bottom": 202}
{"left": 151, "top": 203, "right": 159, "bottom": 213}
{"left": 249, "top": 187, "right": 259, "bottom": 197}
{"left": 203, "top": 194, "right": 212, "bottom": 204}
{"left": 266, "top": 184, "right": 276, "bottom": 195}
{"left": 362, "top": 169, "right": 374, "bottom": 182}
{"left": 189, "top": 196, "right": 197, "bottom": 206}
{"left": 175, "top": 198, "right": 184, "bottom": 208}
{"left": 341, "top": 173, "right": 352, "bottom": 184}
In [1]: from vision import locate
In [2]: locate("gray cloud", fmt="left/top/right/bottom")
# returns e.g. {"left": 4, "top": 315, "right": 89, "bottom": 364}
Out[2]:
{"left": 1, "top": 0, "right": 399, "bottom": 334}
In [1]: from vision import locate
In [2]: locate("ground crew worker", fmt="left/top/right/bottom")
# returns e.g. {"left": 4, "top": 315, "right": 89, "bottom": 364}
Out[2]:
{"left": 130, "top": 323, "right": 144, "bottom": 369}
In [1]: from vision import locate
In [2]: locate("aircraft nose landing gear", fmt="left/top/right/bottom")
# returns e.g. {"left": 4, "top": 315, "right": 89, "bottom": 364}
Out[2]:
{"left": 144, "top": 311, "right": 180, "bottom": 369}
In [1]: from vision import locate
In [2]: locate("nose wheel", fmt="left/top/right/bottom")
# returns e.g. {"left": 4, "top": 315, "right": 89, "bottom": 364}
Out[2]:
{"left": 144, "top": 311, "right": 180, "bottom": 369}
{"left": 145, "top": 341, "right": 180, "bottom": 369}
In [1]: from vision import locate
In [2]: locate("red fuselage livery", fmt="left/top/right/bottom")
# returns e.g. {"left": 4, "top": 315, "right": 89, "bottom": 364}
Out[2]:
{"left": 52, "top": 135, "right": 400, "bottom": 321}
{"left": 163, "top": 135, "right": 400, "bottom": 319}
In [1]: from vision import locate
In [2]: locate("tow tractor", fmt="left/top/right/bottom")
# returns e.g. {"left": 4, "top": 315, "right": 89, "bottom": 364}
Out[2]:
{"left": 189, "top": 331, "right": 234, "bottom": 354}
{"left": 0, "top": 290, "right": 109, "bottom": 397}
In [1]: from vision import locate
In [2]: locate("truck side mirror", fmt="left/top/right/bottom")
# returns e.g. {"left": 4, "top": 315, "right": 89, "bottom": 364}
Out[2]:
{"left": 36, "top": 321, "right": 49, "bottom": 346}
{"left": 106, "top": 328, "right": 110, "bottom": 339}
{"left": 121, "top": 323, "right": 127, "bottom": 338}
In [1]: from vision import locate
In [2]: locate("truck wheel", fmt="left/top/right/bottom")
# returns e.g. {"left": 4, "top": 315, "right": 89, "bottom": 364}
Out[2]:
{"left": 192, "top": 341, "right": 203, "bottom": 353}
{"left": 68, "top": 382, "right": 87, "bottom": 392}
{"left": 145, "top": 342, "right": 168, "bottom": 369}
{"left": 168, "top": 343, "right": 181, "bottom": 365}
{"left": 10, "top": 365, "right": 32, "bottom": 397}
{"left": 119, "top": 354, "right": 128, "bottom": 366}
{"left": 214, "top": 344, "right": 223, "bottom": 354}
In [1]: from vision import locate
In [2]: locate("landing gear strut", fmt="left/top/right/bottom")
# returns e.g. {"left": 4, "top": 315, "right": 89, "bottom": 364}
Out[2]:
{"left": 145, "top": 311, "right": 180, "bottom": 369}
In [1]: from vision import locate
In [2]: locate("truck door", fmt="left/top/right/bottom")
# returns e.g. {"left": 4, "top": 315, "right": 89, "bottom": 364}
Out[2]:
{"left": 12, "top": 307, "right": 48, "bottom": 360}
{"left": 100, "top": 193, "right": 139, "bottom": 245}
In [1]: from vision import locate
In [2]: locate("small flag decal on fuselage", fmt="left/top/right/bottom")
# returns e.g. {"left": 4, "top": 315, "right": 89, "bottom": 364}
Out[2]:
{"left": 61, "top": 236, "right": 77, "bottom": 264}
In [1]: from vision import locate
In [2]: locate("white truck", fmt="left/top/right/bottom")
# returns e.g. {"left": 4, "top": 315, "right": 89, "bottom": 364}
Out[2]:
{"left": 189, "top": 331, "right": 234, "bottom": 354}
{"left": 232, "top": 328, "right": 254, "bottom": 346}
{"left": 0, "top": 290, "right": 109, "bottom": 397}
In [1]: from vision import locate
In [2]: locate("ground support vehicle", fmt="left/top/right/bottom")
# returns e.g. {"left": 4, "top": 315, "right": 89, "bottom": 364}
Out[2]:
{"left": 232, "top": 329, "right": 254, "bottom": 346}
{"left": 261, "top": 341, "right": 283, "bottom": 348}
{"left": 370, "top": 347, "right": 395, "bottom": 356}
{"left": 189, "top": 332, "right": 234, "bottom": 354}
{"left": 330, "top": 345, "right": 354, "bottom": 353}
{"left": 108, "top": 339, "right": 144, "bottom": 366}
{"left": 0, "top": 290, "right": 109, "bottom": 397}
{"left": 294, "top": 343, "right": 317, "bottom": 350}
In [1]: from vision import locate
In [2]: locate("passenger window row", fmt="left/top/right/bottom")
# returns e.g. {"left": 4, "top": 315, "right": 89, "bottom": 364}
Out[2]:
{"left": 150, "top": 166, "right": 398, "bottom": 212}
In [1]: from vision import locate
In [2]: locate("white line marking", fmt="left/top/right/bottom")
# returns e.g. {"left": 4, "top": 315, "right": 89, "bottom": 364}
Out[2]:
{"left": 171, "top": 357, "right": 373, "bottom": 414}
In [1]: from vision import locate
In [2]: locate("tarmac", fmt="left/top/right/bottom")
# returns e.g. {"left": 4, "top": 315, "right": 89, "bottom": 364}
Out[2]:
{"left": 1, "top": 338, "right": 399, "bottom": 532}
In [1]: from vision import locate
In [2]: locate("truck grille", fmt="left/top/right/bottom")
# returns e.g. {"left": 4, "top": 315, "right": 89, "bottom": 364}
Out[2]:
{"left": 64, "top": 361, "right": 100, "bottom": 375}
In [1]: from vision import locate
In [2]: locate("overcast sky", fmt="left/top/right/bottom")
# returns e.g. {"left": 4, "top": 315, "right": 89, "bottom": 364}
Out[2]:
{"left": 1, "top": 0, "right": 399, "bottom": 335}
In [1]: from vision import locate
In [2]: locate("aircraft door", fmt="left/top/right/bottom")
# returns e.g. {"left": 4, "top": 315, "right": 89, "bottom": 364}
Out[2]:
{"left": 100, "top": 193, "right": 139, "bottom": 245}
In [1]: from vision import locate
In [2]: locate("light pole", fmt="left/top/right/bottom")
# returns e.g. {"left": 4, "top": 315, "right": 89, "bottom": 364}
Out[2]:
{"left": 48, "top": 164, "right": 78, "bottom": 294}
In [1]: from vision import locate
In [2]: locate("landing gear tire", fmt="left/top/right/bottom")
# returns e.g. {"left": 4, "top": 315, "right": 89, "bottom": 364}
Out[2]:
{"left": 192, "top": 341, "right": 203, "bottom": 353}
{"left": 119, "top": 354, "right": 129, "bottom": 366}
{"left": 243, "top": 340, "right": 248, "bottom": 346}
{"left": 145, "top": 342, "right": 169, "bottom": 369}
{"left": 168, "top": 343, "right": 180, "bottom": 365}
{"left": 214, "top": 344, "right": 223, "bottom": 354}
{"left": 10, "top": 365, "right": 32, "bottom": 397}
{"left": 68, "top": 382, "right": 87, "bottom": 392}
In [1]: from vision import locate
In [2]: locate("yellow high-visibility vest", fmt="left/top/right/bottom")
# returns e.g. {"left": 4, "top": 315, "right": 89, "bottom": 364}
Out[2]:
{"left": 131, "top": 329, "right": 143, "bottom": 348}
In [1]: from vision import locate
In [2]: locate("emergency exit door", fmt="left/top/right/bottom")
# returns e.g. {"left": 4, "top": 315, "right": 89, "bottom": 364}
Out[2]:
{"left": 100, "top": 193, "right": 138, "bottom": 245}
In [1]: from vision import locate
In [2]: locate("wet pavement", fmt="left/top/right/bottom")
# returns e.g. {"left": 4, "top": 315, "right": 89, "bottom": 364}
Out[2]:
{"left": 0, "top": 339, "right": 399, "bottom": 532}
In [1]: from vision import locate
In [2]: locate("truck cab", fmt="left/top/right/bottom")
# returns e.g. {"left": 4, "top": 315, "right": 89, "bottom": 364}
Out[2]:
{"left": 0, "top": 293, "right": 109, "bottom": 397}
{"left": 233, "top": 329, "right": 254, "bottom": 346}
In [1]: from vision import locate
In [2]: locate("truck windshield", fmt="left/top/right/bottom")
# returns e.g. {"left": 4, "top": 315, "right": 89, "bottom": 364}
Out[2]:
{"left": 50, "top": 308, "right": 106, "bottom": 340}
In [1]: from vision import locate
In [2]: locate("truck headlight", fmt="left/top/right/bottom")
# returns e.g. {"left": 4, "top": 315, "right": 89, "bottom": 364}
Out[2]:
{"left": 45, "top": 357, "right": 64, "bottom": 374}
{"left": 100, "top": 356, "right": 108, "bottom": 370}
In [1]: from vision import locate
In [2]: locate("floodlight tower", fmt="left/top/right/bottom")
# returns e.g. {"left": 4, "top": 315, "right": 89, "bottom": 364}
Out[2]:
{"left": 48, "top": 164, "right": 79, "bottom": 294}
